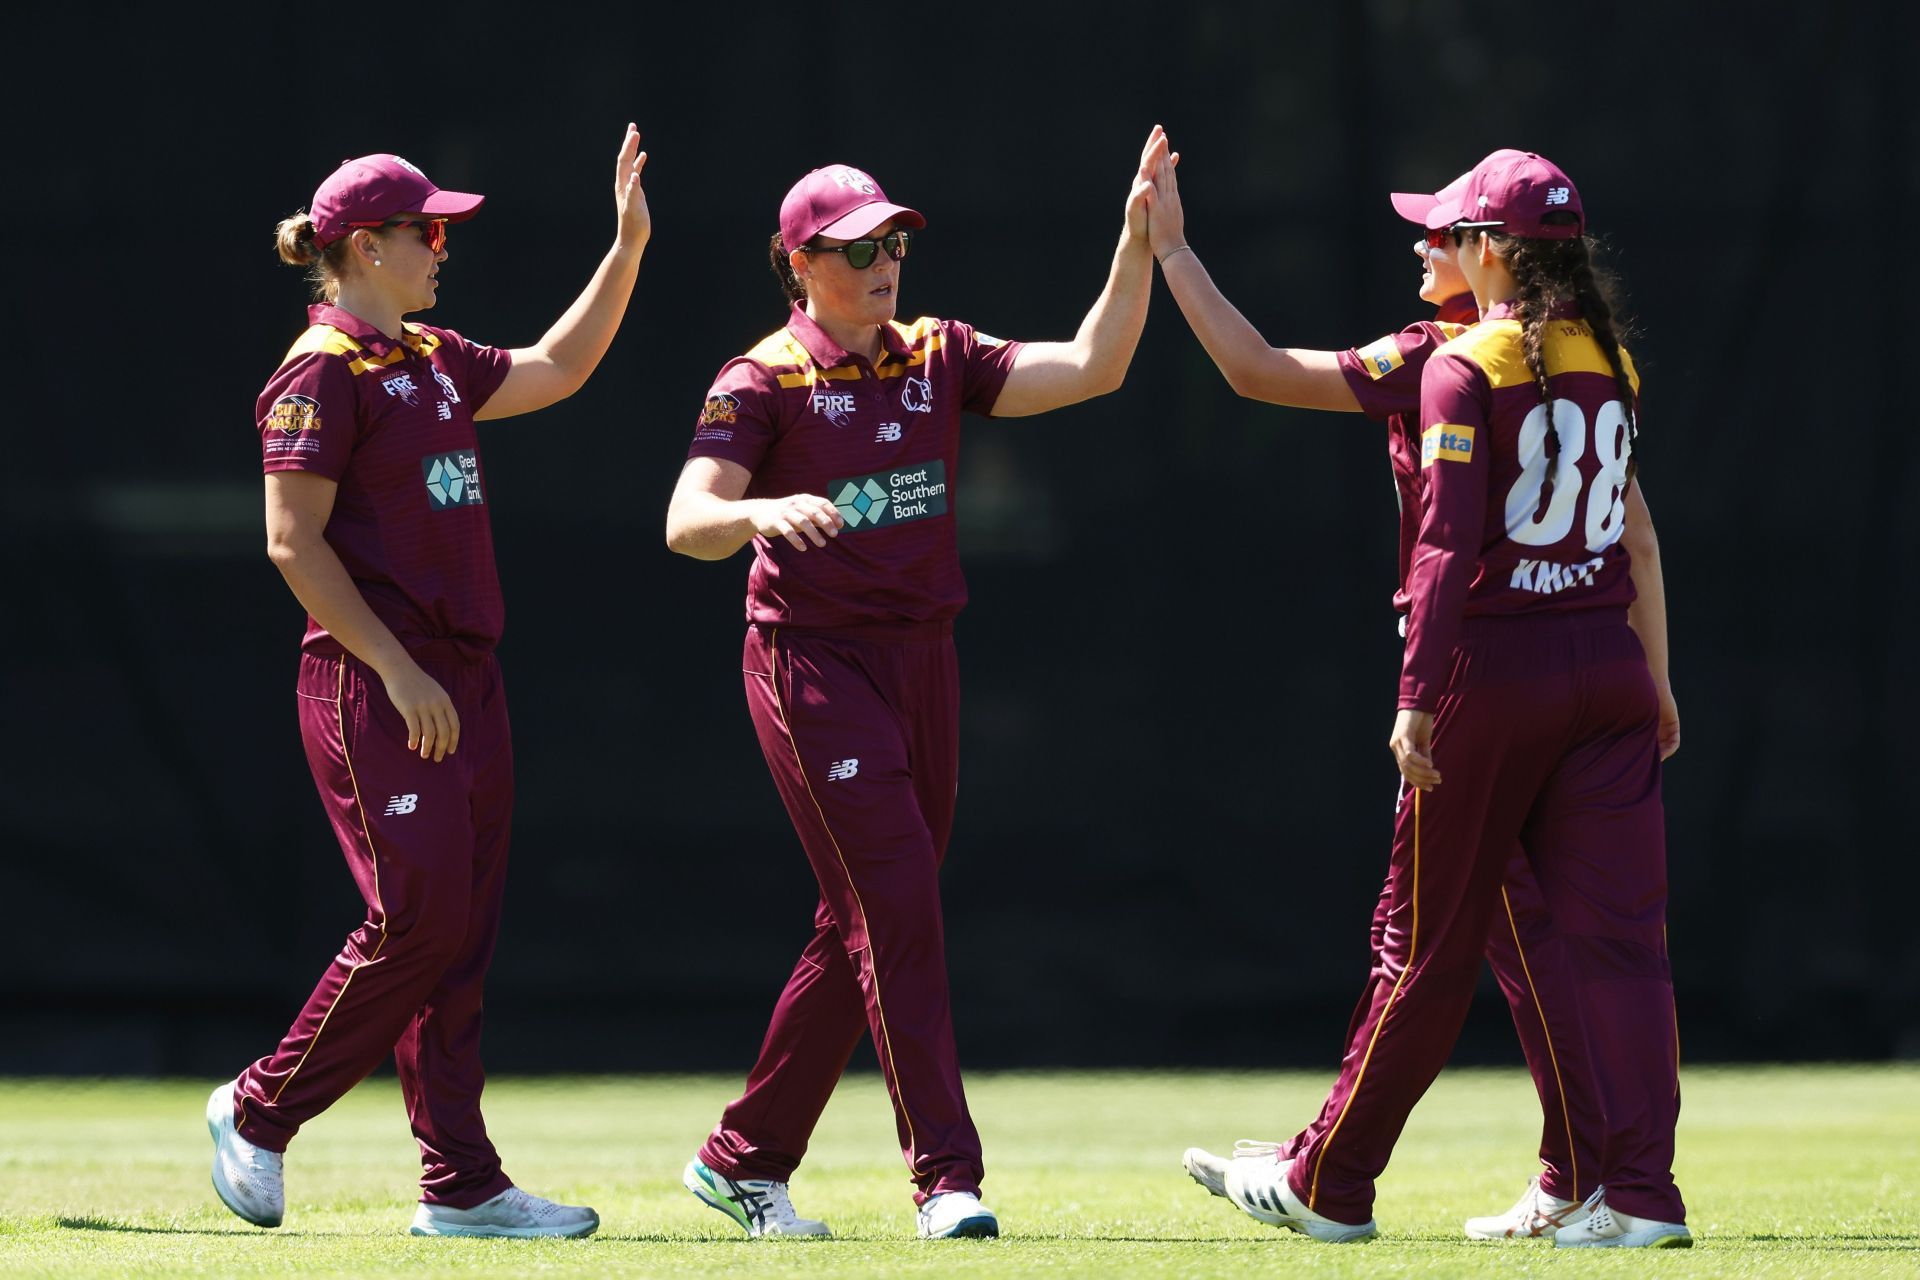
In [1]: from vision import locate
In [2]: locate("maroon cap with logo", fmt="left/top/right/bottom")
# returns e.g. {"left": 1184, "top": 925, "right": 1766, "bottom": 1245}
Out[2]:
{"left": 779, "top": 164, "right": 926, "bottom": 248}
{"left": 309, "top": 155, "right": 485, "bottom": 247}
{"left": 1424, "top": 149, "right": 1583, "bottom": 240}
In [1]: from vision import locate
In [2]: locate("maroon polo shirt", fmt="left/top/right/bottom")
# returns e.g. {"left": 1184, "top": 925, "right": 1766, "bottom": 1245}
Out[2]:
{"left": 687, "top": 305, "right": 1024, "bottom": 630}
{"left": 1337, "top": 292, "right": 1479, "bottom": 610}
{"left": 1399, "top": 301, "right": 1642, "bottom": 708}
{"left": 256, "top": 303, "right": 514, "bottom": 661}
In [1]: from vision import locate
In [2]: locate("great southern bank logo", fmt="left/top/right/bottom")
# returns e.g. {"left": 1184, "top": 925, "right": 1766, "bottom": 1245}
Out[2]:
{"left": 827, "top": 459, "right": 949, "bottom": 530}
{"left": 832, "top": 478, "right": 890, "bottom": 527}
{"left": 422, "top": 451, "right": 484, "bottom": 509}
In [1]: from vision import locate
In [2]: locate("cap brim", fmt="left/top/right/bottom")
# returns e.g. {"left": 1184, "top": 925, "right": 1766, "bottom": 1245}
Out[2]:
{"left": 1424, "top": 198, "right": 1467, "bottom": 230}
{"left": 818, "top": 201, "right": 926, "bottom": 240}
{"left": 1389, "top": 191, "right": 1440, "bottom": 225}
{"left": 419, "top": 189, "right": 485, "bottom": 222}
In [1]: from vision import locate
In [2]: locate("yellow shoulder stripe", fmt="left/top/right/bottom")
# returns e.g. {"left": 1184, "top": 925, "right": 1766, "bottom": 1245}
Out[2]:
{"left": 279, "top": 323, "right": 442, "bottom": 377}
{"left": 281, "top": 324, "right": 360, "bottom": 366}
{"left": 1438, "top": 317, "right": 1640, "bottom": 392}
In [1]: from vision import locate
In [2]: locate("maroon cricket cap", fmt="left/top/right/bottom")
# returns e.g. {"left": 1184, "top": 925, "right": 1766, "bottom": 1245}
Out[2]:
{"left": 779, "top": 164, "right": 925, "bottom": 248}
{"left": 1389, "top": 170, "right": 1471, "bottom": 227}
{"left": 309, "top": 154, "right": 485, "bottom": 247}
{"left": 1424, "top": 149, "right": 1583, "bottom": 240}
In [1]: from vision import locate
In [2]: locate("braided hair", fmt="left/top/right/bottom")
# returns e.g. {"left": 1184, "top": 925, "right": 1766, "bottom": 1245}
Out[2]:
{"left": 769, "top": 233, "right": 807, "bottom": 304}
{"left": 1481, "top": 215, "right": 1638, "bottom": 517}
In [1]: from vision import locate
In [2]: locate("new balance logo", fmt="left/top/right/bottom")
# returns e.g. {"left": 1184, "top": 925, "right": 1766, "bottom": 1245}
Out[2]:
{"left": 385, "top": 794, "right": 419, "bottom": 815}
{"left": 826, "top": 759, "right": 859, "bottom": 782}
{"left": 1545, "top": 186, "right": 1571, "bottom": 205}
{"left": 875, "top": 422, "right": 902, "bottom": 443}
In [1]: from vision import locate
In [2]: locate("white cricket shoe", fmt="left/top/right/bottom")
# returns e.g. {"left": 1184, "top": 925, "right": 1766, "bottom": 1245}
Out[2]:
{"left": 683, "top": 1158, "right": 830, "bottom": 1237}
{"left": 206, "top": 1082, "right": 284, "bottom": 1228}
{"left": 916, "top": 1190, "right": 999, "bottom": 1239}
{"left": 1464, "top": 1174, "right": 1588, "bottom": 1239}
{"left": 1224, "top": 1154, "right": 1377, "bottom": 1243}
{"left": 1553, "top": 1188, "right": 1691, "bottom": 1249}
{"left": 409, "top": 1186, "right": 599, "bottom": 1238}
{"left": 1183, "top": 1139, "right": 1287, "bottom": 1198}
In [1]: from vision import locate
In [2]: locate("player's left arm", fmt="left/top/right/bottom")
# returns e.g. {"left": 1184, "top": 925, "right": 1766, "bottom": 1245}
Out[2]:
{"left": 1622, "top": 482, "right": 1679, "bottom": 759}
{"left": 989, "top": 127, "right": 1164, "bottom": 418}
{"left": 477, "top": 125, "right": 651, "bottom": 421}
{"left": 1393, "top": 352, "right": 1492, "bottom": 789}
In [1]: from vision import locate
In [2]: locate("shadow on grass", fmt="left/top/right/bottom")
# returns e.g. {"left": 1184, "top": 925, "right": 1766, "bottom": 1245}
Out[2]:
{"left": 58, "top": 1217, "right": 300, "bottom": 1237}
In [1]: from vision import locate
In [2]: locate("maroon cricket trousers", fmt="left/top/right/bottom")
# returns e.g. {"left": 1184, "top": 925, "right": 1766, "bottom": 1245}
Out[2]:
{"left": 232, "top": 651, "right": 516, "bottom": 1208}
{"left": 1288, "top": 609, "right": 1683, "bottom": 1225}
{"left": 699, "top": 622, "right": 982, "bottom": 1203}
{"left": 1277, "top": 843, "right": 1605, "bottom": 1204}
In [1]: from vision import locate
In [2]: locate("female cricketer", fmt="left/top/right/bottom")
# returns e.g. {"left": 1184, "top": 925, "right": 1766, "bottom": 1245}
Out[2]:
{"left": 209, "top": 127, "right": 650, "bottom": 1238}
{"left": 1210, "top": 150, "right": 1689, "bottom": 1248}
{"left": 663, "top": 128, "right": 1168, "bottom": 1240}
{"left": 1145, "top": 145, "right": 1677, "bottom": 1241}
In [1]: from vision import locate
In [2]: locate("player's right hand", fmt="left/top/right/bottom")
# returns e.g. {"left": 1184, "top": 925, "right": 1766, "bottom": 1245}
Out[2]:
{"left": 1147, "top": 130, "right": 1187, "bottom": 262}
{"left": 383, "top": 663, "right": 460, "bottom": 762}
{"left": 1389, "top": 708, "right": 1442, "bottom": 791}
{"left": 1655, "top": 681, "right": 1681, "bottom": 760}
{"left": 754, "top": 494, "right": 845, "bottom": 551}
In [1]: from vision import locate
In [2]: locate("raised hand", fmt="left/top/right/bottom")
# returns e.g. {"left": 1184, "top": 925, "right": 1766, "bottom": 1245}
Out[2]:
{"left": 614, "top": 123, "right": 651, "bottom": 251}
{"left": 1126, "top": 125, "right": 1172, "bottom": 243}
{"left": 1148, "top": 131, "right": 1187, "bottom": 261}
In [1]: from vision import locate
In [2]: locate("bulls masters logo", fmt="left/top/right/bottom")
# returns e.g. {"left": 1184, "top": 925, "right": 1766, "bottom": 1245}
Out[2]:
{"left": 422, "top": 451, "right": 484, "bottom": 510}
{"left": 828, "top": 459, "right": 948, "bottom": 530}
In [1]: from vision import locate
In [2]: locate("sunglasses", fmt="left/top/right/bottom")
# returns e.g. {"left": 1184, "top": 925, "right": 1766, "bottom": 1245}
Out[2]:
{"left": 346, "top": 217, "right": 449, "bottom": 253}
{"left": 1428, "top": 220, "right": 1505, "bottom": 248}
{"left": 804, "top": 228, "right": 910, "bottom": 270}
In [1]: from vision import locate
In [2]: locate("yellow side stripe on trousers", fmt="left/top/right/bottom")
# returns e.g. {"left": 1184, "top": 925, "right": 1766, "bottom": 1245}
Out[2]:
{"left": 256, "top": 659, "right": 389, "bottom": 1116}
{"left": 1309, "top": 788, "right": 1421, "bottom": 1213}
{"left": 1501, "top": 885, "right": 1581, "bottom": 1199}
{"left": 764, "top": 631, "right": 923, "bottom": 1176}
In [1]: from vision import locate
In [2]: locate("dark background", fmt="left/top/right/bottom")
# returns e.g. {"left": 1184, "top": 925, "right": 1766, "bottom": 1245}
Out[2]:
{"left": 6, "top": 3, "right": 1915, "bottom": 1078}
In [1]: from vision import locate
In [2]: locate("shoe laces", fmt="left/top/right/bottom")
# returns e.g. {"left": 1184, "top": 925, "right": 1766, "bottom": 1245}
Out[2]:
{"left": 499, "top": 1187, "right": 565, "bottom": 1223}
{"left": 744, "top": 1180, "right": 811, "bottom": 1230}
{"left": 1231, "top": 1138, "right": 1286, "bottom": 1160}
{"left": 1576, "top": 1187, "right": 1613, "bottom": 1235}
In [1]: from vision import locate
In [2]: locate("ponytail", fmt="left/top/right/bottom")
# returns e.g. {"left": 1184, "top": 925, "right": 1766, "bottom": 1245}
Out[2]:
{"left": 273, "top": 209, "right": 357, "bottom": 301}
{"left": 770, "top": 232, "right": 806, "bottom": 304}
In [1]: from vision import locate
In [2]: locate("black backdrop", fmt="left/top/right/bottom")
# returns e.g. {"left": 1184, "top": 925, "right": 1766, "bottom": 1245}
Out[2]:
{"left": 7, "top": 3, "right": 1915, "bottom": 1075}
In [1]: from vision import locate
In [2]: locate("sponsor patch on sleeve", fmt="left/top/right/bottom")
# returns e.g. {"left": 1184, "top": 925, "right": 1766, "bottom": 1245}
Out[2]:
{"left": 1354, "top": 335, "right": 1405, "bottom": 380}
{"left": 1421, "top": 423, "right": 1475, "bottom": 467}
{"left": 266, "top": 394, "right": 321, "bottom": 435}
{"left": 973, "top": 331, "right": 1006, "bottom": 347}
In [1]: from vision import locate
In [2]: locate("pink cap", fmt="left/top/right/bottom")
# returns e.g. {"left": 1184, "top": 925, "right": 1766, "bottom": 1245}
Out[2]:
{"left": 779, "top": 164, "right": 925, "bottom": 248}
{"left": 1424, "top": 149, "right": 1583, "bottom": 240}
{"left": 309, "top": 154, "right": 485, "bottom": 247}
{"left": 1389, "top": 170, "right": 1471, "bottom": 227}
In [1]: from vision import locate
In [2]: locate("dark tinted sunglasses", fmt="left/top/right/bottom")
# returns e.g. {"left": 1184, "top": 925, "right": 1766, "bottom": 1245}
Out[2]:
{"left": 347, "top": 216, "right": 449, "bottom": 253}
{"left": 1435, "top": 220, "right": 1504, "bottom": 248}
{"left": 804, "top": 228, "right": 910, "bottom": 270}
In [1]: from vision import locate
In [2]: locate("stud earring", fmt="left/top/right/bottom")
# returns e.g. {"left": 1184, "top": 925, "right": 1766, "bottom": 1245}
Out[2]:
{"left": 373, "top": 259, "right": 383, "bottom": 267}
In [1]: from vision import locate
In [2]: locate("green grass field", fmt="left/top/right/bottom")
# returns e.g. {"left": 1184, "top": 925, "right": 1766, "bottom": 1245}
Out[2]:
{"left": 1, "top": 1066, "right": 1914, "bottom": 1277}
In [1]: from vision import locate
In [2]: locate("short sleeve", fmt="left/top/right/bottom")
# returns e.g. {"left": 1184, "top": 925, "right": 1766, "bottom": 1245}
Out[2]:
{"left": 258, "top": 353, "right": 358, "bottom": 480}
{"left": 425, "top": 327, "right": 514, "bottom": 414}
{"left": 686, "top": 359, "right": 784, "bottom": 475}
{"left": 946, "top": 319, "right": 1026, "bottom": 417}
{"left": 1337, "top": 321, "right": 1462, "bottom": 422}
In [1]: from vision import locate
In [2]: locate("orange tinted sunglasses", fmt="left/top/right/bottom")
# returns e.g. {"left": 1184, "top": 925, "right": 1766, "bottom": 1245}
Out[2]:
{"left": 347, "top": 216, "right": 448, "bottom": 253}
